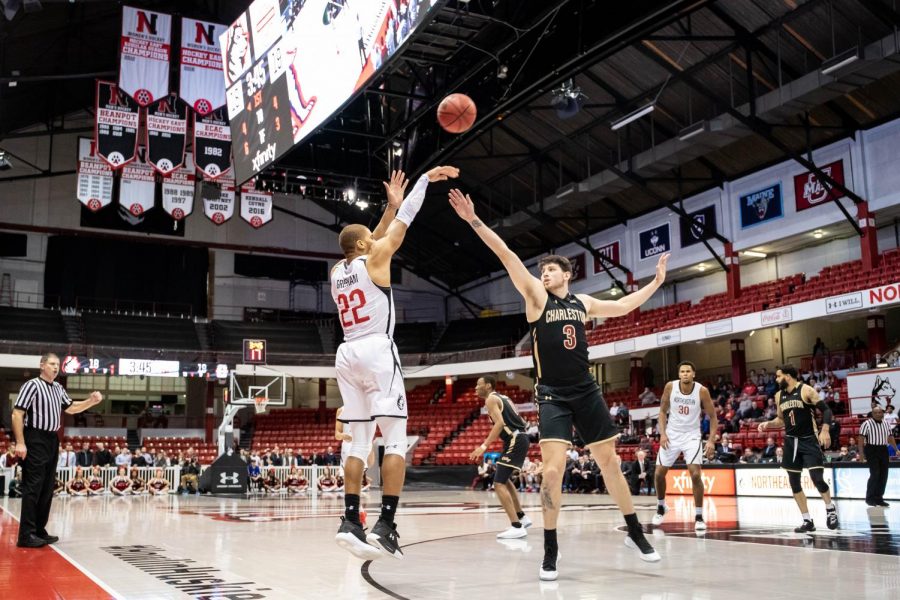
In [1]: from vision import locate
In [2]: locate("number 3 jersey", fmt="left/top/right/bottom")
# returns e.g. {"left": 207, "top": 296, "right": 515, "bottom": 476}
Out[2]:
{"left": 530, "top": 293, "right": 591, "bottom": 386}
{"left": 331, "top": 256, "right": 395, "bottom": 341}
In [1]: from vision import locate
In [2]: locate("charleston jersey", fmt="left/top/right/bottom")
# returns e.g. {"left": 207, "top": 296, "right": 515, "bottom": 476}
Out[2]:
{"left": 530, "top": 293, "right": 590, "bottom": 386}
{"left": 780, "top": 383, "right": 816, "bottom": 437}
{"left": 489, "top": 393, "right": 527, "bottom": 443}
{"left": 666, "top": 381, "right": 705, "bottom": 435}
{"left": 331, "top": 256, "right": 395, "bottom": 341}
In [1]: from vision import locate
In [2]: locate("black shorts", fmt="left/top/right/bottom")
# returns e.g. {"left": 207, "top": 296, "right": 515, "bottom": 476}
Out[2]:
{"left": 783, "top": 435, "right": 825, "bottom": 472}
{"left": 536, "top": 378, "right": 618, "bottom": 446}
{"left": 493, "top": 432, "right": 530, "bottom": 485}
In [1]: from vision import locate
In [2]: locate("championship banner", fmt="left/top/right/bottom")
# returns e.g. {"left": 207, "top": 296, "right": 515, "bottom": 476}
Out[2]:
{"left": 119, "top": 6, "right": 172, "bottom": 106}
{"left": 194, "top": 109, "right": 232, "bottom": 179}
{"left": 162, "top": 153, "right": 195, "bottom": 220}
{"left": 145, "top": 93, "right": 188, "bottom": 175}
{"left": 679, "top": 205, "right": 717, "bottom": 248}
{"left": 202, "top": 176, "right": 236, "bottom": 224}
{"left": 739, "top": 183, "right": 783, "bottom": 229}
{"left": 240, "top": 181, "right": 273, "bottom": 228}
{"left": 119, "top": 158, "right": 156, "bottom": 217}
{"left": 180, "top": 18, "right": 227, "bottom": 114}
{"left": 76, "top": 138, "right": 114, "bottom": 212}
{"left": 794, "top": 159, "right": 845, "bottom": 211}
{"left": 95, "top": 80, "right": 139, "bottom": 169}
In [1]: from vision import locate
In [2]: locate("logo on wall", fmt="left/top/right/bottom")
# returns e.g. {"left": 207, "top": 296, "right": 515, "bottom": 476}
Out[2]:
{"left": 593, "top": 241, "right": 620, "bottom": 274}
{"left": 794, "top": 160, "right": 845, "bottom": 211}
{"left": 871, "top": 376, "right": 896, "bottom": 408}
{"left": 679, "top": 205, "right": 717, "bottom": 248}
{"left": 739, "top": 183, "right": 783, "bottom": 229}
{"left": 568, "top": 253, "right": 586, "bottom": 282}
{"left": 638, "top": 224, "right": 670, "bottom": 260}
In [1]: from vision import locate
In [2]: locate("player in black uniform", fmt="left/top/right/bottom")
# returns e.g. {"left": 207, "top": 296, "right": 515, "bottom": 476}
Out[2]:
{"left": 449, "top": 189, "right": 667, "bottom": 581}
{"left": 469, "top": 376, "right": 533, "bottom": 540}
{"left": 759, "top": 364, "right": 838, "bottom": 531}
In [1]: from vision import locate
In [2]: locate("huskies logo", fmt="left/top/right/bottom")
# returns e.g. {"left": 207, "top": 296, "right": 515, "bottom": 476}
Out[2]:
{"left": 639, "top": 224, "right": 670, "bottom": 260}
{"left": 740, "top": 183, "right": 783, "bottom": 229}
{"left": 871, "top": 376, "right": 896, "bottom": 408}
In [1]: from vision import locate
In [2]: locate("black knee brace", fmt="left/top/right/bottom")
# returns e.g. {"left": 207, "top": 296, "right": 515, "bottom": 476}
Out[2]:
{"left": 809, "top": 468, "right": 830, "bottom": 494}
{"left": 788, "top": 470, "right": 803, "bottom": 494}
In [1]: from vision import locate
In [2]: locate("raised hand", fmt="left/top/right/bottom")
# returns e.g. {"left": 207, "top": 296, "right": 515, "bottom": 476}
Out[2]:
{"left": 382, "top": 170, "right": 409, "bottom": 210}
{"left": 425, "top": 165, "right": 460, "bottom": 182}
{"left": 654, "top": 253, "right": 670, "bottom": 286}
{"left": 448, "top": 188, "right": 477, "bottom": 222}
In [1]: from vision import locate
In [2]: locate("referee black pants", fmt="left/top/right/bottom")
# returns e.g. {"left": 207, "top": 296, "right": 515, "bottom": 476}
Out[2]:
{"left": 18, "top": 428, "right": 59, "bottom": 542}
{"left": 865, "top": 444, "right": 889, "bottom": 505}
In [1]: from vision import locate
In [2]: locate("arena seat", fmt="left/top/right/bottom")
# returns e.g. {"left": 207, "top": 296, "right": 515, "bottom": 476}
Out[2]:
{"left": 0, "top": 306, "right": 68, "bottom": 344}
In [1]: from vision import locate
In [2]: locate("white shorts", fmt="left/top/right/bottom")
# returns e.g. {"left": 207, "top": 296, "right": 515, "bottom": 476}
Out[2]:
{"left": 656, "top": 432, "right": 703, "bottom": 467}
{"left": 340, "top": 443, "right": 350, "bottom": 468}
{"left": 335, "top": 335, "right": 407, "bottom": 422}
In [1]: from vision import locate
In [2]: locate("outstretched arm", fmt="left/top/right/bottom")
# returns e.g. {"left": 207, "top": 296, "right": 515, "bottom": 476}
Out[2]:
{"left": 372, "top": 170, "right": 408, "bottom": 240}
{"left": 577, "top": 254, "right": 669, "bottom": 319}
{"left": 448, "top": 189, "right": 545, "bottom": 308}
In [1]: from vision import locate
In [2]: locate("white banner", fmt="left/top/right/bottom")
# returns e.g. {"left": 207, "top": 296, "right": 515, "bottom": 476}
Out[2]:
{"left": 180, "top": 18, "right": 227, "bottom": 114}
{"left": 161, "top": 153, "right": 195, "bottom": 220}
{"left": 120, "top": 6, "right": 172, "bottom": 106}
{"left": 735, "top": 467, "right": 834, "bottom": 498}
{"left": 76, "top": 138, "right": 114, "bottom": 212}
{"left": 834, "top": 466, "right": 900, "bottom": 500}
{"left": 202, "top": 176, "right": 236, "bottom": 225}
{"left": 847, "top": 367, "right": 900, "bottom": 414}
{"left": 120, "top": 159, "right": 156, "bottom": 217}
{"left": 240, "top": 182, "right": 273, "bottom": 228}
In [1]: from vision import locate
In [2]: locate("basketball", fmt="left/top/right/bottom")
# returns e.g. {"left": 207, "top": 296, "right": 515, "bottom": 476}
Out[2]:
{"left": 437, "top": 93, "right": 477, "bottom": 134}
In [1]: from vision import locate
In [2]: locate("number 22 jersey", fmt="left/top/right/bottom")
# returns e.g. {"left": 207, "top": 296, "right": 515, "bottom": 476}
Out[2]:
{"left": 331, "top": 256, "right": 395, "bottom": 341}
{"left": 530, "top": 293, "right": 591, "bottom": 387}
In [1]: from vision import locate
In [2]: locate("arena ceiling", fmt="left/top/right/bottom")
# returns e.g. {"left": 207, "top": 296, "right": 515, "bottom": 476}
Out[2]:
{"left": 2, "top": 0, "right": 900, "bottom": 303}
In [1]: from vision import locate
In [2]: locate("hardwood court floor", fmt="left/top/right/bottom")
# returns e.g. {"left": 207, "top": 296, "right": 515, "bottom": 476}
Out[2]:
{"left": 2, "top": 490, "right": 899, "bottom": 599}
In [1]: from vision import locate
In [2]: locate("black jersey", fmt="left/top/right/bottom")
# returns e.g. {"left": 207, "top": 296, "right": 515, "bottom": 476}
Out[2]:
{"left": 780, "top": 383, "right": 816, "bottom": 437}
{"left": 490, "top": 393, "right": 527, "bottom": 442}
{"left": 530, "top": 292, "right": 591, "bottom": 386}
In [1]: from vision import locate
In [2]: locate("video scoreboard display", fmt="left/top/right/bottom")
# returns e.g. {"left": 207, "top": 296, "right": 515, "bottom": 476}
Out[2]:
{"left": 61, "top": 354, "right": 229, "bottom": 379}
{"left": 222, "top": 0, "right": 437, "bottom": 184}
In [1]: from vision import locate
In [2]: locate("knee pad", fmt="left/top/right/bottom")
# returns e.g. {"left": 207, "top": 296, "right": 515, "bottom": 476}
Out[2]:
{"left": 809, "top": 468, "right": 830, "bottom": 494}
{"left": 376, "top": 416, "right": 407, "bottom": 457}
{"left": 348, "top": 421, "right": 375, "bottom": 462}
{"left": 788, "top": 470, "right": 803, "bottom": 494}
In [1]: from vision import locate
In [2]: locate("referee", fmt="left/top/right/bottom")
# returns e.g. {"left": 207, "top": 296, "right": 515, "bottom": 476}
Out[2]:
{"left": 859, "top": 405, "right": 899, "bottom": 508}
{"left": 12, "top": 352, "right": 101, "bottom": 548}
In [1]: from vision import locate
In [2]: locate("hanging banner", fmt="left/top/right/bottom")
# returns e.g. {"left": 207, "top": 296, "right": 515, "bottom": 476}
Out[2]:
{"left": 162, "top": 153, "right": 196, "bottom": 220}
{"left": 638, "top": 224, "right": 670, "bottom": 260}
{"left": 794, "top": 159, "right": 845, "bottom": 211}
{"left": 194, "top": 108, "right": 233, "bottom": 180}
{"left": 119, "top": 158, "right": 156, "bottom": 217}
{"left": 95, "top": 80, "right": 139, "bottom": 169}
{"left": 240, "top": 181, "right": 273, "bottom": 229}
{"left": 567, "top": 253, "right": 586, "bottom": 282}
{"left": 739, "top": 183, "right": 783, "bottom": 229}
{"left": 202, "top": 176, "right": 236, "bottom": 225}
{"left": 180, "top": 17, "right": 227, "bottom": 115}
{"left": 119, "top": 6, "right": 172, "bottom": 106}
{"left": 679, "top": 205, "right": 717, "bottom": 248}
{"left": 145, "top": 93, "right": 188, "bottom": 175}
{"left": 76, "top": 138, "right": 114, "bottom": 212}
{"left": 593, "top": 241, "right": 621, "bottom": 274}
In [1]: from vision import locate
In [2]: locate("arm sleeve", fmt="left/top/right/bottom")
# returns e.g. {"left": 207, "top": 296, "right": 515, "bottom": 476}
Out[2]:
{"left": 814, "top": 399, "right": 833, "bottom": 427}
{"left": 395, "top": 174, "right": 429, "bottom": 227}
{"left": 13, "top": 380, "right": 36, "bottom": 411}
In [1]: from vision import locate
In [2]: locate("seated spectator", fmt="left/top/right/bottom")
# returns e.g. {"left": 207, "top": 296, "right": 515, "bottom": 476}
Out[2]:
{"left": 284, "top": 466, "right": 308, "bottom": 494}
{"left": 110, "top": 466, "right": 132, "bottom": 496}
{"left": 179, "top": 457, "right": 201, "bottom": 494}
{"left": 335, "top": 474, "right": 345, "bottom": 493}
{"left": 147, "top": 469, "right": 170, "bottom": 495}
{"left": 130, "top": 467, "right": 146, "bottom": 494}
{"left": 741, "top": 379, "right": 757, "bottom": 397}
{"left": 884, "top": 405, "right": 898, "bottom": 430}
{"left": 774, "top": 446, "right": 784, "bottom": 464}
{"left": 66, "top": 466, "right": 89, "bottom": 496}
{"left": 760, "top": 437, "right": 778, "bottom": 462}
{"left": 639, "top": 387, "right": 658, "bottom": 406}
{"left": 7, "top": 466, "right": 23, "bottom": 498}
{"left": 629, "top": 450, "right": 653, "bottom": 495}
{"left": 115, "top": 447, "right": 131, "bottom": 468}
{"left": 248, "top": 460, "right": 263, "bottom": 491}
{"left": 87, "top": 465, "right": 105, "bottom": 495}
{"left": 570, "top": 455, "right": 595, "bottom": 494}
{"left": 0, "top": 442, "right": 19, "bottom": 469}
{"left": 263, "top": 468, "right": 282, "bottom": 494}
{"left": 763, "top": 398, "right": 777, "bottom": 421}
{"left": 848, "top": 437, "right": 860, "bottom": 456}
{"left": 716, "top": 434, "right": 736, "bottom": 463}
{"left": 739, "top": 447, "right": 758, "bottom": 464}
{"left": 318, "top": 470, "right": 338, "bottom": 492}
{"left": 610, "top": 402, "right": 620, "bottom": 418}
{"left": 526, "top": 420, "right": 539, "bottom": 443}
{"left": 617, "top": 403, "right": 630, "bottom": 427}
{"left": 833, "top": 446, "right": 857, "bottom": 462}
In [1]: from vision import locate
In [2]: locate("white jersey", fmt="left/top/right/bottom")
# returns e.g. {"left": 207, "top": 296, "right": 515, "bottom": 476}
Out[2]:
{"left": 331, "top": 255, "right": 395, "bottom": 341}
{"left": 666, "top": 380, "right": 704, "bottom": 435}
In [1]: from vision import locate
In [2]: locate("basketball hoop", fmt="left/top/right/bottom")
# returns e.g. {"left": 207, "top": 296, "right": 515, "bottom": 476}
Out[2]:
{"left": 253, "top": 395, "right": 269, "bottom": 414}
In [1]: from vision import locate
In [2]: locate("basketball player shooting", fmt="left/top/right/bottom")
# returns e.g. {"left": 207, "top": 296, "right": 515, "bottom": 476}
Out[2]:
{"left": 652, "top": 361, "right": 718, "bottom": 530}
{"left": 332, "top": 165, "right": 459, "bottom": 561}
{"left": 449, "top": 189, "right": 667, "bottom": 581}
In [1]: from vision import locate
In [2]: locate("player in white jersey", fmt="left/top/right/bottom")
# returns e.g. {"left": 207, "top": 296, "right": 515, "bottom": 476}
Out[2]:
{"left": 652, "top": 361, "right": 717, "bottom": 530}
{"left": 332, "top": 165, "right": 459, "bottom": 561}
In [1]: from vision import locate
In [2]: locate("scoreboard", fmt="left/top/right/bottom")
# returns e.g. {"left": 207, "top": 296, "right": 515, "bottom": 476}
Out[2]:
{"left": 222, "top": 0, "right": 437, "bottom": 184}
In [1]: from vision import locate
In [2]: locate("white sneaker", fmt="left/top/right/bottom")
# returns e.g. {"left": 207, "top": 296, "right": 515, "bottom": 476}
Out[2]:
{"left": 694, "top": 516, "right": 707, "bottom": 531}
{"left": 651, "top": 505, "right": 667, "bottom": 526}
{"left": 539, "top": 551, "right": 561, "bottom": 581}
{"left": 521, "top": 514, "right": 533, "bottom": 528}
{"left": 497, "top": 525, "right": 528, "bottom": 539}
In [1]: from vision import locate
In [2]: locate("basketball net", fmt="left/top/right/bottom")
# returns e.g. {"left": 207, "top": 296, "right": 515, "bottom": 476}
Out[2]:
{"left": 253, "top": 395, "right": 268, "bottom": 414}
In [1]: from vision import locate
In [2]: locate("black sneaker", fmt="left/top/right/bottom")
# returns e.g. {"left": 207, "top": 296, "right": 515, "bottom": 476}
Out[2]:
{"left": 540, "top": 548, "right": 560, "bottom": 581}
{"left": 794, "top": 519, "right": 815, "bottom": 533}
{"left": 877, "top": 501, "right": 890, "bottom": 507}
{"left": 335, "top": 517, "right": 382, "bottom": 561}
{"left": 624, "top": 527, "right": 661, "bottom": 562}
{"left": 826, "top": 510, "right": 839, "bottom": 530}
{"left": 367, "top": 519, "right": 404, "bottom": 559}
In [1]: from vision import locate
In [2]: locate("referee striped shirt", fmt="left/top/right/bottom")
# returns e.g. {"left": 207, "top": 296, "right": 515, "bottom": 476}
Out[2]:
{"left": 13, "top": 377, "right": 72, "bottom": 432}
{"left": 859, "top": 418, "right": 893, "bottom": 446}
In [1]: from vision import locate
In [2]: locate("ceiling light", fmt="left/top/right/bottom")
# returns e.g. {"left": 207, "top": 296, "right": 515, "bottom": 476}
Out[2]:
{"left": 609, "top": 286, "right": 619, "bottom": 297}
{"left": 355, "top": 199, "right": 369, "bottom": 210}
{"left": 678, "top": 120, "right": 708, "bottom": 141}
{"left": 550, "top": 79, "right": 586, "bottom": 120}
{"left": 346, "top": 187, "right": 356, "bottom": 201}
{"left": 741, "top": 250, "right": 767, "bottom": 258}
{"left": 697, "top": 263, "right": 707, "bottom": 272}
{"left": 820, "top": 47, "right": 860, "bottom": 76}
{"left": 611, "top": 102, "right": 655, "bottom": 131}
{"left": 392, "top": 142, "right": 403, "bottom": 157}
{"left": 497, "top": 65, "right": 508, "bottom": 80}
{"left": 0, "top": 151, "right": 11, "bottom": 171}
{"left": 813, "top": 229, "right": 825, "bottom": 239}
{"left": 749, "top": 330, "right": 756, "bottom": 337}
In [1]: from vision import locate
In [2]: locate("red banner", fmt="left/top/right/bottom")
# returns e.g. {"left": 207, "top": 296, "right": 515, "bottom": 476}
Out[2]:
{"left": 793, "top": 159, "right": 845, "bottom": 211}
{"left": 593, "top": 241, "right": 620, "bottom": 274}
